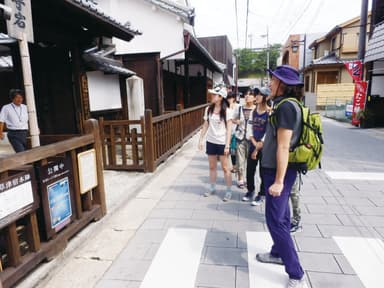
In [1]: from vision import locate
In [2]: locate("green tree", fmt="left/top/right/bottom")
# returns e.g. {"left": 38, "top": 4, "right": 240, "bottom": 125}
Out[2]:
{"left": 235, "top": 44, "right": 282, "bottom": 78}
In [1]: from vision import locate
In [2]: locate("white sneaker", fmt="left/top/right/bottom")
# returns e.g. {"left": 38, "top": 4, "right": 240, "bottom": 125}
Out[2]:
{"left": 287, "top": 278, "right": 304, "bottom": 288}
{"left": 223, "top": 192, "right": 232, "bottom": 202}
{"left": 204, "top": 190, "right": 215, "bottom": 197}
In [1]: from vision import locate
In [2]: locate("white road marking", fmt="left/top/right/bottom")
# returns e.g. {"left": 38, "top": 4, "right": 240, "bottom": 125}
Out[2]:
{"left": 139, "top": 228, "right": 206, "bottom": 288}
{"left": 334, "top": 237, "right": 384, "bottom": 288}
{"left": 246, "top": 232, "right": 308, "bottom": 288}
{"left": 326, "top": 171, "right": 384, "bottom": 181}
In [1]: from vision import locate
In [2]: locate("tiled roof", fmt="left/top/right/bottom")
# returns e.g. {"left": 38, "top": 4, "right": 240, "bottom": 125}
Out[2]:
{"left": 83, "top": 51, "right": 136, "bottom": 77}
{"left": 67, "top": 0, "right": 142, "bottom": 38}
{"left": 144, "top": 0, "right": 195, "bottom": 23}
{"left": 365, "top": 21, "right": 384, "bottom": 63}
{"left": 312, "top": 52, "right": 344, "bottom": 65}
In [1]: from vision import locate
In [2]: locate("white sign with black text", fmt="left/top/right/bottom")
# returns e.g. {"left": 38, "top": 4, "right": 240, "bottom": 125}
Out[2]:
{"left": 5, "top": 0, "right": 34, "bottom": 43}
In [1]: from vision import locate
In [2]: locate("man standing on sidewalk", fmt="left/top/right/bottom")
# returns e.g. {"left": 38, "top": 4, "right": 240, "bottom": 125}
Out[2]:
{"left": 256, "top": 65, "right": 305, "bottom": 288}
{"left": 0, "top": 89, "right": 29, "bottom": 153}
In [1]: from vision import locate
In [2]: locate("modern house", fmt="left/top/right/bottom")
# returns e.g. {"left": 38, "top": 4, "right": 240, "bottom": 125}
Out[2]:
{"left": 365, "top": 0, "right": 384, "bottom": 126}
{"left": 99, "top": 0, "right": 223, "bottom": 115}
{"left": 304, "top": 14, "right": 371, "bottom": 109}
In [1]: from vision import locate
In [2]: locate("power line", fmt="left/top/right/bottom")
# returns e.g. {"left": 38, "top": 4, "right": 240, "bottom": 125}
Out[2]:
{"left": 280, "top": 0, "right": 314, "bottom": 42}
{"left": 245, "top": 0, "right": 250, "bottom": 48}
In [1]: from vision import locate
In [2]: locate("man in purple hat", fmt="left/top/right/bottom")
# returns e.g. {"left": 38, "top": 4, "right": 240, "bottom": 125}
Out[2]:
{"left": 256, "top": 65, "right": 305, "bottom": 288}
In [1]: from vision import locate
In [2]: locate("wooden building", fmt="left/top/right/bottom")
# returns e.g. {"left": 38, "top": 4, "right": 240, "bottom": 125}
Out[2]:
{"left": 0, "top": 0, "right": 140, "bottom": 136}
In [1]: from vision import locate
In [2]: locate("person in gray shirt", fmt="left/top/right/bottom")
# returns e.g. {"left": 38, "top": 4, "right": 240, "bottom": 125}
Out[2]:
{"left": 256, "top": 66, "right": 305, "bottom": 288}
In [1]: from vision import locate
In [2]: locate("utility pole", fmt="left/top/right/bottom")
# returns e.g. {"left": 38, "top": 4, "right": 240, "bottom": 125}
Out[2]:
{"left": 248, "top": 34, "right": 253, "bottom": 49}
{"left": 358, "top": 0, "right": 369, "bottom": 73}
{"left": 266, "top": 26, "right": 270, "bottom": 83}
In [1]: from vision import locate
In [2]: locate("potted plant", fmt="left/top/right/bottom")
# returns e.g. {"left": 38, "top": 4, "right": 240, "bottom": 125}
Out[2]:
{"left": 356, "top": 108, "right": 375, "bottom": 128}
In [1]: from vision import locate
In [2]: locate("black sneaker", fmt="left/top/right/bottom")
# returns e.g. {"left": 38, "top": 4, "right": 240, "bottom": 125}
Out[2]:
{"left": 242, "top": 191, "right": 253, "bottom": 202}
{"left": 290, "top": 222, "right": 303, "bottom": 234}
{"left": 251, "top": 195, "right": 264, "bottom": 206}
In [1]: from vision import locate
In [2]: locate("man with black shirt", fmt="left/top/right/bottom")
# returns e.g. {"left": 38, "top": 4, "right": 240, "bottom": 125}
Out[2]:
{"left": 256, "top": 66, "right": 305, "bottom": 288}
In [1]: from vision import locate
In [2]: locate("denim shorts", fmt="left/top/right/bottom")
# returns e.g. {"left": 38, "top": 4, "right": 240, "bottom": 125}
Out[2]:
{"left": 206, "top": 141, "right": 225, "bottom": 156}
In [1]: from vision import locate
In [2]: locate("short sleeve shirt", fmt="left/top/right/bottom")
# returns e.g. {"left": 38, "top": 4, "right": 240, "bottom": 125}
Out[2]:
{"left": 204, "top": 107, "right": 233, "bottom": 145}
{"left": 261, "top": 97, "right": 302, "bottom": 169}
{"left": 0, "top": 103, "right": 29, "bottom": 130}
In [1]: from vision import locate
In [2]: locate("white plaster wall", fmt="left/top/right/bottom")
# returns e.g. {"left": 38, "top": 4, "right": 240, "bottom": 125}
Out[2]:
{"left": 102, "top": 0, "right": 186, "bottom": 59}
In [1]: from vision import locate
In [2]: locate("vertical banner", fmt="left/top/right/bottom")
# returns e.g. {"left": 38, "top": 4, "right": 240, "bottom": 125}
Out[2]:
{"left": 5, "top": 0, "right": 34, "bottom": 43}
{"left": 352, "top": 81, "right": 368, "bottom": 126}
{"left": 345, "top": 60, "right": 363, "bottom": 82}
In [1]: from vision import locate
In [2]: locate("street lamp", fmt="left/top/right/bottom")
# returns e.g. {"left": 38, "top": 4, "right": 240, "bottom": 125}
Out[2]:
{"left": 291, "top": 34, "right": 307, "bottom": 81}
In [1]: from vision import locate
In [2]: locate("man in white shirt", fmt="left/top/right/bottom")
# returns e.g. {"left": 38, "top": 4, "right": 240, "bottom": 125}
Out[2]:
{"left": 0, "top": 89, "right": 29, "bottom": 152}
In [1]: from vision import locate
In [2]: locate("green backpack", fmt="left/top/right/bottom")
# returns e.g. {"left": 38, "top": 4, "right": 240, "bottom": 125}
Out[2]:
{"left": 272, "top": 98, "right": 324, "bottom": 174}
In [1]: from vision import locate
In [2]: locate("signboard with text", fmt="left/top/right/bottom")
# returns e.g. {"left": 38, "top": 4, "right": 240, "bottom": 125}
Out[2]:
{"left": 352, "top": 81, "right": 368, "bottom": 126}
{"left": 77, "top": 149, "right": 98, "bottom": 194}
{"left": 345, "top": 60, "right": 363, "bottom": 82}
{"left": 5, "top": 0, "right": 34, "bottom": 43}
{"left": 0, "top": 170, "right": 38, "bottom": 229}
{"left": 39, "top": 157, "right": 75, "bottom": 238}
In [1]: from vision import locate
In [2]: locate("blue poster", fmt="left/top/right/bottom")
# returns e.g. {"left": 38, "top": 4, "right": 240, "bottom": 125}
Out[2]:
{"left": 47, "top": 177, "right": 72, "bottom": 229}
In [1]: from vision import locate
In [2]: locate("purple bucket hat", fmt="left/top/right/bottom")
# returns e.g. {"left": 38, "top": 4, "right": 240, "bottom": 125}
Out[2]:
{"left": 268, "top": 65, "right": 304, "bottom": 86}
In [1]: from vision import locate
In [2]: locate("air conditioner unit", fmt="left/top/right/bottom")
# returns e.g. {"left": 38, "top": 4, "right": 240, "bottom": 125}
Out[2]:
{"left": 324, "top": 50, "right": 329, "bottom": 57}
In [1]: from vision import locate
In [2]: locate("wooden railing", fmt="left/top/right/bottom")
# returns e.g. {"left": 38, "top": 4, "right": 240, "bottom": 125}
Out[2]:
{"left": 0, "top": 120, "right": 106, "bottom": 288}
{"left": 99, "top": 104, "right": 207, "bottom": 172}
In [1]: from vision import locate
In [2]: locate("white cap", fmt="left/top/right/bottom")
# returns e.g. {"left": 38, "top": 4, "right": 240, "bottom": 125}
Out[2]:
{"left": 208, "top": 86, "right": 228, "bottom": 99}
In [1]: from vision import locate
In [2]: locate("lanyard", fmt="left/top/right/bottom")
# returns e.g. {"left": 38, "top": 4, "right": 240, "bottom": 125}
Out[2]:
{"left": 11, "top": 104, "right": 23, "bottom": 123}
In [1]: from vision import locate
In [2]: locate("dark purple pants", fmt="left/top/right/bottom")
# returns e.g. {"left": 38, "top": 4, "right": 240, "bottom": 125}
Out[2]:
{"left": 262, "top": 168, "right": 304, "bottom": 280}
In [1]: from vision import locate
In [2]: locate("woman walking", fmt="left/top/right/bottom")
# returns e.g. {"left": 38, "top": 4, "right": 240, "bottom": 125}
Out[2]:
{"left": 256, "top": 65, "right": 305, "bottom": 288}
{"left": 227, "top": 92, "right": 239, "bottom": 173}
{"left": 242, "top": 87, "right": 270, "bottom": 205}
{"left": 198, "top": 86, "right": 233, "bottom": 202}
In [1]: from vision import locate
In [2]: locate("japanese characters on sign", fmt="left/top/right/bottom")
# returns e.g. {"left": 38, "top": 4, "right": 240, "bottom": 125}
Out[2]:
{"left": 352, "top": 81, "right": 368, "bottom": 126}
{"left": 4, "top": 0, "right": 34, "bottom": 43}
{"left": 39, "top": 158, "right": 74, "bottom": 234}
{"left": 0, "top": 171, "right": 36, "bottom": 229}
{"left": 345, "top": 60, "right": 363, "bottom": 82}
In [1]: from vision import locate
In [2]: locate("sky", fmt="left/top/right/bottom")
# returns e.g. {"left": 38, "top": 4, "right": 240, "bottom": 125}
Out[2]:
{"left": 189, "top": 0, "right": 372, "bottom": 49}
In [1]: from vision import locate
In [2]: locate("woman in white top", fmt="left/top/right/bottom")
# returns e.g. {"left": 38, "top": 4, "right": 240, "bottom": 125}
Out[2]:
{"left": 198, "top": 86, "right": 233, "bottom": 202}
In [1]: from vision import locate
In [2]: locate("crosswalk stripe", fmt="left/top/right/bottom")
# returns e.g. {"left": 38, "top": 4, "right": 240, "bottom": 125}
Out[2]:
{"left": 139, "top": 228, "right": 206, "bottom": 288}
{"left": 246, "top": 232, "right": 308, "bottom": 288}
{"left": 334, "top": 236, "right": 384, "bottom": 288}
{"left": 326, "top": 171, "right": 384, "bottom": 181}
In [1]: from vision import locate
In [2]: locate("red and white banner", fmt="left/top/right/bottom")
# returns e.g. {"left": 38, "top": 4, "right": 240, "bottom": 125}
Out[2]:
{"left": 352, "top": 81, "right": 368, "bottom": 126}
{"left": 345, "top": 60, "right": 363, "bottom": 82}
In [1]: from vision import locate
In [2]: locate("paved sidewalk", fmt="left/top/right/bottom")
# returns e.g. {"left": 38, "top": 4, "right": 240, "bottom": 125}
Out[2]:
{"left": 17, "top": 119, "right": 384, "bottom": 288}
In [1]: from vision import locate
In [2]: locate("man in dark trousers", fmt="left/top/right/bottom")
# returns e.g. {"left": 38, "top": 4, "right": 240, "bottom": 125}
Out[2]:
{"left": 0, "top": 89, "right": 29, "bottom": 153}
{"left": 256, "top": 66, "right": 305, "bottom": 288}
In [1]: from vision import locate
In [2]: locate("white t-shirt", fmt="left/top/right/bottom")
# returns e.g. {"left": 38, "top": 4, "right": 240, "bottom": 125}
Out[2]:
{"left": 0, "top": 103, "right": 29, "bottom": 130}
{"left": 203, "top": 107, "right": 232, "bottom": 145}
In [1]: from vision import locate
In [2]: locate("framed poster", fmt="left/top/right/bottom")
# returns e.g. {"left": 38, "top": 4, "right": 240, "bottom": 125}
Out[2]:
{"left": 39, "top": 157, "right": 75, "bottom": 239}
{"left": 77, "top": 149, "right": 98, "bottom": 194}
{"left": 47, "top": 177, "right": 72, "bottom": 230}
{"left": 0, "top": 170, "right": 38, "bottom": 229}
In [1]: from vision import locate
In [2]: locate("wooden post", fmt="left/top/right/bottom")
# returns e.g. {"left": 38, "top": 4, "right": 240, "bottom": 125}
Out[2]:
{"left": 70, "top": 150, "right": 83, "bottom": 219}
{"left": 98, "top": 117, "right": 107, "bottom": 168}
{"left": 176, "top": 104, "right": 184, "bottom": 145}
{"left": 84, "top": 119, "right": 107, "bottom": 215}
{"left": 144, "top": 109, "right": 155, "bottom": 172}
{"left": 5, "top": 223, "right": 21, "bottom": 267}
{"left": 25, "top": 212, "right": 41, "bottom": 252}
{"left": 19, "top": 33, "right": 40, "bottom": 147}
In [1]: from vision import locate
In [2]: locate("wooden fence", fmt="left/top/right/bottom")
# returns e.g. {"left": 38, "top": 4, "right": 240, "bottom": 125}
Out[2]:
{"left": 0, "top": 120, "right": 106, "bottom": 288}
{"left": 99, "top": 104, "right": 207, "bottom": 172}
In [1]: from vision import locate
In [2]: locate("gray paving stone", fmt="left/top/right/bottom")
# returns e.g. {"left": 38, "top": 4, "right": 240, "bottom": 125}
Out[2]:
{"left": 337, "top": 214, "right": 384, "bottom": 227}
{"left": 305, "top": 204, "right": 355, "bottom": 215}
{"left": 375, "top": 227, "right": 384, "bottom": 239}
{"left": 96, "top": 279, "right": 141, "bottom": 288}
{"left": 205, "top": 231, "right": 238, "bottom": 248}
{"left": 195, "top": 264, "right": 236, "bottom": 288}
{"left": 140, "top": 219, "right": 166, "bottom": 230}
{"left": 328, "top": 197, "right": 375, "bottom": 206}
{"left": 212, "top": 220, "right": 265, "bottom": 233}
{"left": 128, "top": 230, "right": 167, "bottom": 246}
{"left": 334, "top": 254, "right": 357, "bottom": 275}
{"left": 300, "top": 196, "right": 327, "bottom": 205}
{"left": 295, "top": 237, "right": 342, "bottom": 254}
{"left": 317, "top": 224, "right": 376, "bottom": 238}
{"left": 307, "top": 271, "right": 364, "bottom": 288}
{"left": 148, "top": 208, "right": 194, "bottom": 219}
{"left": 236, "top": 267, "right": 249, "bottom": 288}
{"left": 192, "top": 210, "right": 238, "bottom": 221}
{"left": 164, "top": 219, "right": 214, "bottom": 230}
{"left": 294, "top": 224, "right": 322, "bottom": 238}
{"left": 103, "top": 259, "right": 151, "bottom": 281}
{"left": 155, "top": 201, "right": 177, "bottom": 209}
{"left": 204, "top": 247, "right": 248, "bottom": 267}
{"left": 354, "top": 206, "right": 384, "bottom": 216}
{"left": 298, "top": 252, "right": 342, "bottom": 273}
{"left": 301, "top": 214, "right": 342, "bottom": 225}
